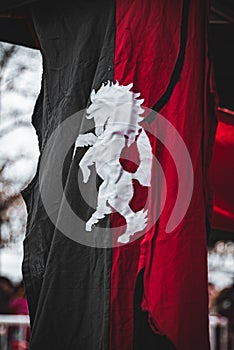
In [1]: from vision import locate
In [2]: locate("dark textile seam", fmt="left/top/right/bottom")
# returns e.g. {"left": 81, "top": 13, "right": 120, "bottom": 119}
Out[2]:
{"left": 145, "top": 0, "right": 191, "bottom": 124}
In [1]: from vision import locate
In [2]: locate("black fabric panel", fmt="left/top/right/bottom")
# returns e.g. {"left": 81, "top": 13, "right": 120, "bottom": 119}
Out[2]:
{"left": 0, "top": 0, "right": 38, "bottom": 11}
{"left": 20, "top": 1, "right": 116, "bottom": 349}
{"left": 0, "top": 18, "right": 38, "bottom": 48}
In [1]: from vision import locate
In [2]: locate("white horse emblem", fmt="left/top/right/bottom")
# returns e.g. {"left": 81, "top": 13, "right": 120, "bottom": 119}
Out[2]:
{"left": 75, "top": 81, "right": 152, "bottom": 243}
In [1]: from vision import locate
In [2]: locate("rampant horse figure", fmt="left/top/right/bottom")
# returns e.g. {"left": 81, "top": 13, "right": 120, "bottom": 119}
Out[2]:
{"left": 75, "top": 81, "right": 152, "bottom": 243}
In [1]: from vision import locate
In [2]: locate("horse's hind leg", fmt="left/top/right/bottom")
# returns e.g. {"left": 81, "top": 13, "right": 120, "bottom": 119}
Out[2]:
{"left": 85, "top": 182, "right": 112, "bottom": 231}
{"left": 108, "top": 195, "right": 147, "bottom": 244}
{"left": 117, "top": 209, "right": 148, "bottom": 244}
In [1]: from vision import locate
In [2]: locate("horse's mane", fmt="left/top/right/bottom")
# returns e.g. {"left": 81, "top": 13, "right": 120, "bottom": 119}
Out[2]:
{"left": 86, "top": 81, "right": 144, "bottom": 128}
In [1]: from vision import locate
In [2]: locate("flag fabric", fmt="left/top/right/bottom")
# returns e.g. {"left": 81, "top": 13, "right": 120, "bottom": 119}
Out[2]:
{"left": 0, "top": 1, "right": 217, "bottom": 349}
{"left": 210, "top": 108, "right": 234, "bottom": 233}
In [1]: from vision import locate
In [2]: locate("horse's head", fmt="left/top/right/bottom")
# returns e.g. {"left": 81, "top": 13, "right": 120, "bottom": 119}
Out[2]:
{"left": 86, "top": 81, "right": 144, "bottom": 138}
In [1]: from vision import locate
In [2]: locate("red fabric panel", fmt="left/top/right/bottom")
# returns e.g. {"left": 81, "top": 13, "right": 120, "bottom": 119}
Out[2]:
{"left": 111, "top": 1, "right": 215, "bottom": 349}
{"left": 210, "top": 108, "right": 234, "bottom": 233}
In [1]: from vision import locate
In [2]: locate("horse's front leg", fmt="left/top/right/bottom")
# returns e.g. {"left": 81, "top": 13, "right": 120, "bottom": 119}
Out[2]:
{"left": 79, "top": 148, "right": 95, "bottom": 183}
{"left": 73, "top": 132, "right": 97, "bottom": 159}
{"left": 75, "top": 133, "right": 97, "bottom": 148}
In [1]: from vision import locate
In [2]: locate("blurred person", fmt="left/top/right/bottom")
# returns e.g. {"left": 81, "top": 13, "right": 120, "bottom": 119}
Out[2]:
{"left": 8, "top": 282, "right": 30, "bottom": 350}
{"left": 215, "top": 282, "right": 234, "bottom": 350}
{"left": 208, "top": 282, "right": 219, "bottom": 314}
{"left": 216, "top": 283, "right": 234, "bottom": 326}
{"left": 0, "top": 276, "right": 15, "bottom": 314}
{"left": 8, "top": 281, "right": 29, "bottom": 316}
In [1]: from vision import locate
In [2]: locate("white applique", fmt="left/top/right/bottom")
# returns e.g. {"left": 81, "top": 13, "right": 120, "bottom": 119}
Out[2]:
{"left": 75, "top": 81, "right": 152, "bottom": 243}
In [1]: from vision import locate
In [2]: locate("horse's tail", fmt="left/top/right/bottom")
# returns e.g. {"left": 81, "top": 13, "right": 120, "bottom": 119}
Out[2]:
{"left": 133, "top": 130, "right": 152, "bottom": 187}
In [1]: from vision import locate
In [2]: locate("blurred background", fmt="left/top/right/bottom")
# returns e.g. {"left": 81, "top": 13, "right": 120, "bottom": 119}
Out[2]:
{"left": 0, "top": 42, "right": 41, "bottom": 282}
{"left": 0, "top": 43, "right": 41, "bottom": 349}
